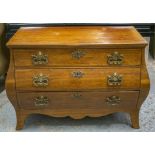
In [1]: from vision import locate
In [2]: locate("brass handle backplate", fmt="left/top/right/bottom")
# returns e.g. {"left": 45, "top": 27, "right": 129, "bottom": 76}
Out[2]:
{"left": 34, "top": 96, "right": 49, "bottom": 106}
{"left": 72, "top": 71, "right": 84, "bottom": 78}
{"left": 107, "top": 51, "right": 123, "bottom": 65}
{"left": 107, "top": 72, "right": 122, "bottom": 86}
{"left": 32, "top": 73, "right": 49, "bottom": 87}
{"left": 72, "top": 50, "right": 85, "bottom": 59}
{"left": 32, "top": 51, "right": 48, "bottom": 65}
{"left": 105, "top": 96, "right": 121, "bottom": 106}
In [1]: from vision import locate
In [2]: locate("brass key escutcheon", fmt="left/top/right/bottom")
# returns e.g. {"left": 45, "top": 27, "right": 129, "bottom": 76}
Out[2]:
{"left": 72, "top": 71, "right": 84, "bottom": 78}
{"left": 72, "top": 50, "right": 85, "bottom": 59}
{"left": 72, "top": 92, "right": 82, "bottom": 99}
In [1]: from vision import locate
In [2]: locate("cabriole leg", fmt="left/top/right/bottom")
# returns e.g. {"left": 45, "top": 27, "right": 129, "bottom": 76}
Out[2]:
{"left": 130, "top": 110, "right": 140, "bottom": 129}
{"left": 16, "top": 110, "right": 27, "bottom": 130}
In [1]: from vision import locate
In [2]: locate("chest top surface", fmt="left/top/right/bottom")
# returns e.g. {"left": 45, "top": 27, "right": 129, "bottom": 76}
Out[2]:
{"left": 7, "top": 26, "right": 147, "bottom": 48}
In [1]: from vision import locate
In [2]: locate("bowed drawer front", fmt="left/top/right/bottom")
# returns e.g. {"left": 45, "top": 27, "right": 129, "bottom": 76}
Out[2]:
{"left": 13, "top": 48, "right": 141, "bottom": 67}
{"left": 17, "top": 91, "right": 139, "bottom": 110}
{"left": 6, "top": 26, "right": 150, "bottom": 130}
{"left": 15, "top": 68, "right": 140, "bottom": 91}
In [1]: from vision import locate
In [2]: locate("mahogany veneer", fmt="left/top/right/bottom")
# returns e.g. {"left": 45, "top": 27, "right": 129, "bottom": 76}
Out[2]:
{"left": 6, "top": 26, "right": 150, "bottom": 130}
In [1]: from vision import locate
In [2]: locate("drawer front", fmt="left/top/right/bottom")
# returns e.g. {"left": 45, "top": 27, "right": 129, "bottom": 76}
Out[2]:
{"left": 13, "top": 48, "right": 141, "bottom": 67}
{"left": 17, "top": 91, "right": 139, "bottom": 110}
{"left": 15, "top": 68, "right": 140, "bottom": 91}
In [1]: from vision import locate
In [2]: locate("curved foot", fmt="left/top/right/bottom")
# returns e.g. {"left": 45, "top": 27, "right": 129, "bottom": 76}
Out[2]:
{"left": 16, "top": 110, "right": 28, "bottom": 130}
{"left": 130, "top": 110, "right": 140, "bottom": 129}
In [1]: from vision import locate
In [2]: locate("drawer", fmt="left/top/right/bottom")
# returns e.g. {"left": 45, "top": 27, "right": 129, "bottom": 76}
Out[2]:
{"left": 17, "top": 91, "right": 139, "bottom": 110}
{"left": 13, "top": 48, "right": 141, "bottom": 67}
{"left": 15, "top": 68, "right": 140, "bottom": 91}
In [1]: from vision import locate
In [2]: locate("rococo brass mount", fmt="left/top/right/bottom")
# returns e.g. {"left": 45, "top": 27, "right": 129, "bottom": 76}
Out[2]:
{"left": 32, "top": 51, "right": 48, "bottom": 65}
{"left": 107, "top": 72, "right": 122, "bottom": 86}
{"left": 107, "top": 51, "right": 123, "bottom": 65}
{"left": 32, "top": 73, "right": 49, "bottom": 87}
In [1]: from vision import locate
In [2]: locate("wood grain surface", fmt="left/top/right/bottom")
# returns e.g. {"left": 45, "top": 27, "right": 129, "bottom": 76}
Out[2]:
{"left": 15, "top": 68, "right": 140, "bottom": 91}
{"left": 5, "top": 26, "right": 150, "bottom": 129}
{"left": 7, "top": 26, "right": 147, "bottom": 48}
{"left": 17, "top": 91, "right": 139, "bottom": 110}
{"left": 13, "top": 48, "right": 142, "bottom": 67}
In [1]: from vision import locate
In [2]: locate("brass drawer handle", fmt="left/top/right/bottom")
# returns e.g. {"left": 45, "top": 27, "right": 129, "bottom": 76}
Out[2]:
{"left": 32, "top": 73, "right": 49, "bottom": 87}
{"left": 105, "top": 96, "right": 121, "bottom": 106}
{"left": 107, "top": 51, "right": 123, "bottom": 65}
{"left": 32, "top": 51, "right": 48, "bottom": 65}
{"left": 34, "top": 96, "right": 49, "bottom": 106}
{"left": 107, "top": 72, "right": 122, "bottom": 86}
{"left": 72, "top": 71, "right": 84, "bottom": 78}
{"left": 72, "top": 50, "right": 85, "bottom": 59}
{"left": 72, "top": 92, "right": 82, "bottom": 99}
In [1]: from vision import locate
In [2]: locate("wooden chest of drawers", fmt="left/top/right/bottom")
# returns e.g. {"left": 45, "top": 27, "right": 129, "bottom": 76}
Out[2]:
{"left": 6, "top": 26, "right": 150, "bottom": 130}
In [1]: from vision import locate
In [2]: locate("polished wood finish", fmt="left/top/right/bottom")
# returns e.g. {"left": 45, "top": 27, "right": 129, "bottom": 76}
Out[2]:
{"left": 7, "top": 26, "right": 147, "bottom": 48}
{"left": 13, "top": 48, "right": 141, "bottom": 67}
{"left": 15, "top": 68, "right": 140, "bottom": 91}
{"left": 17, "top": 91, "right": 139, "bottom": 110}
{"left": 6, "top": 26, "right": 150, "bottom": 130}
{"left": 5, "top": 23, "right": 155, "bottom": 59}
